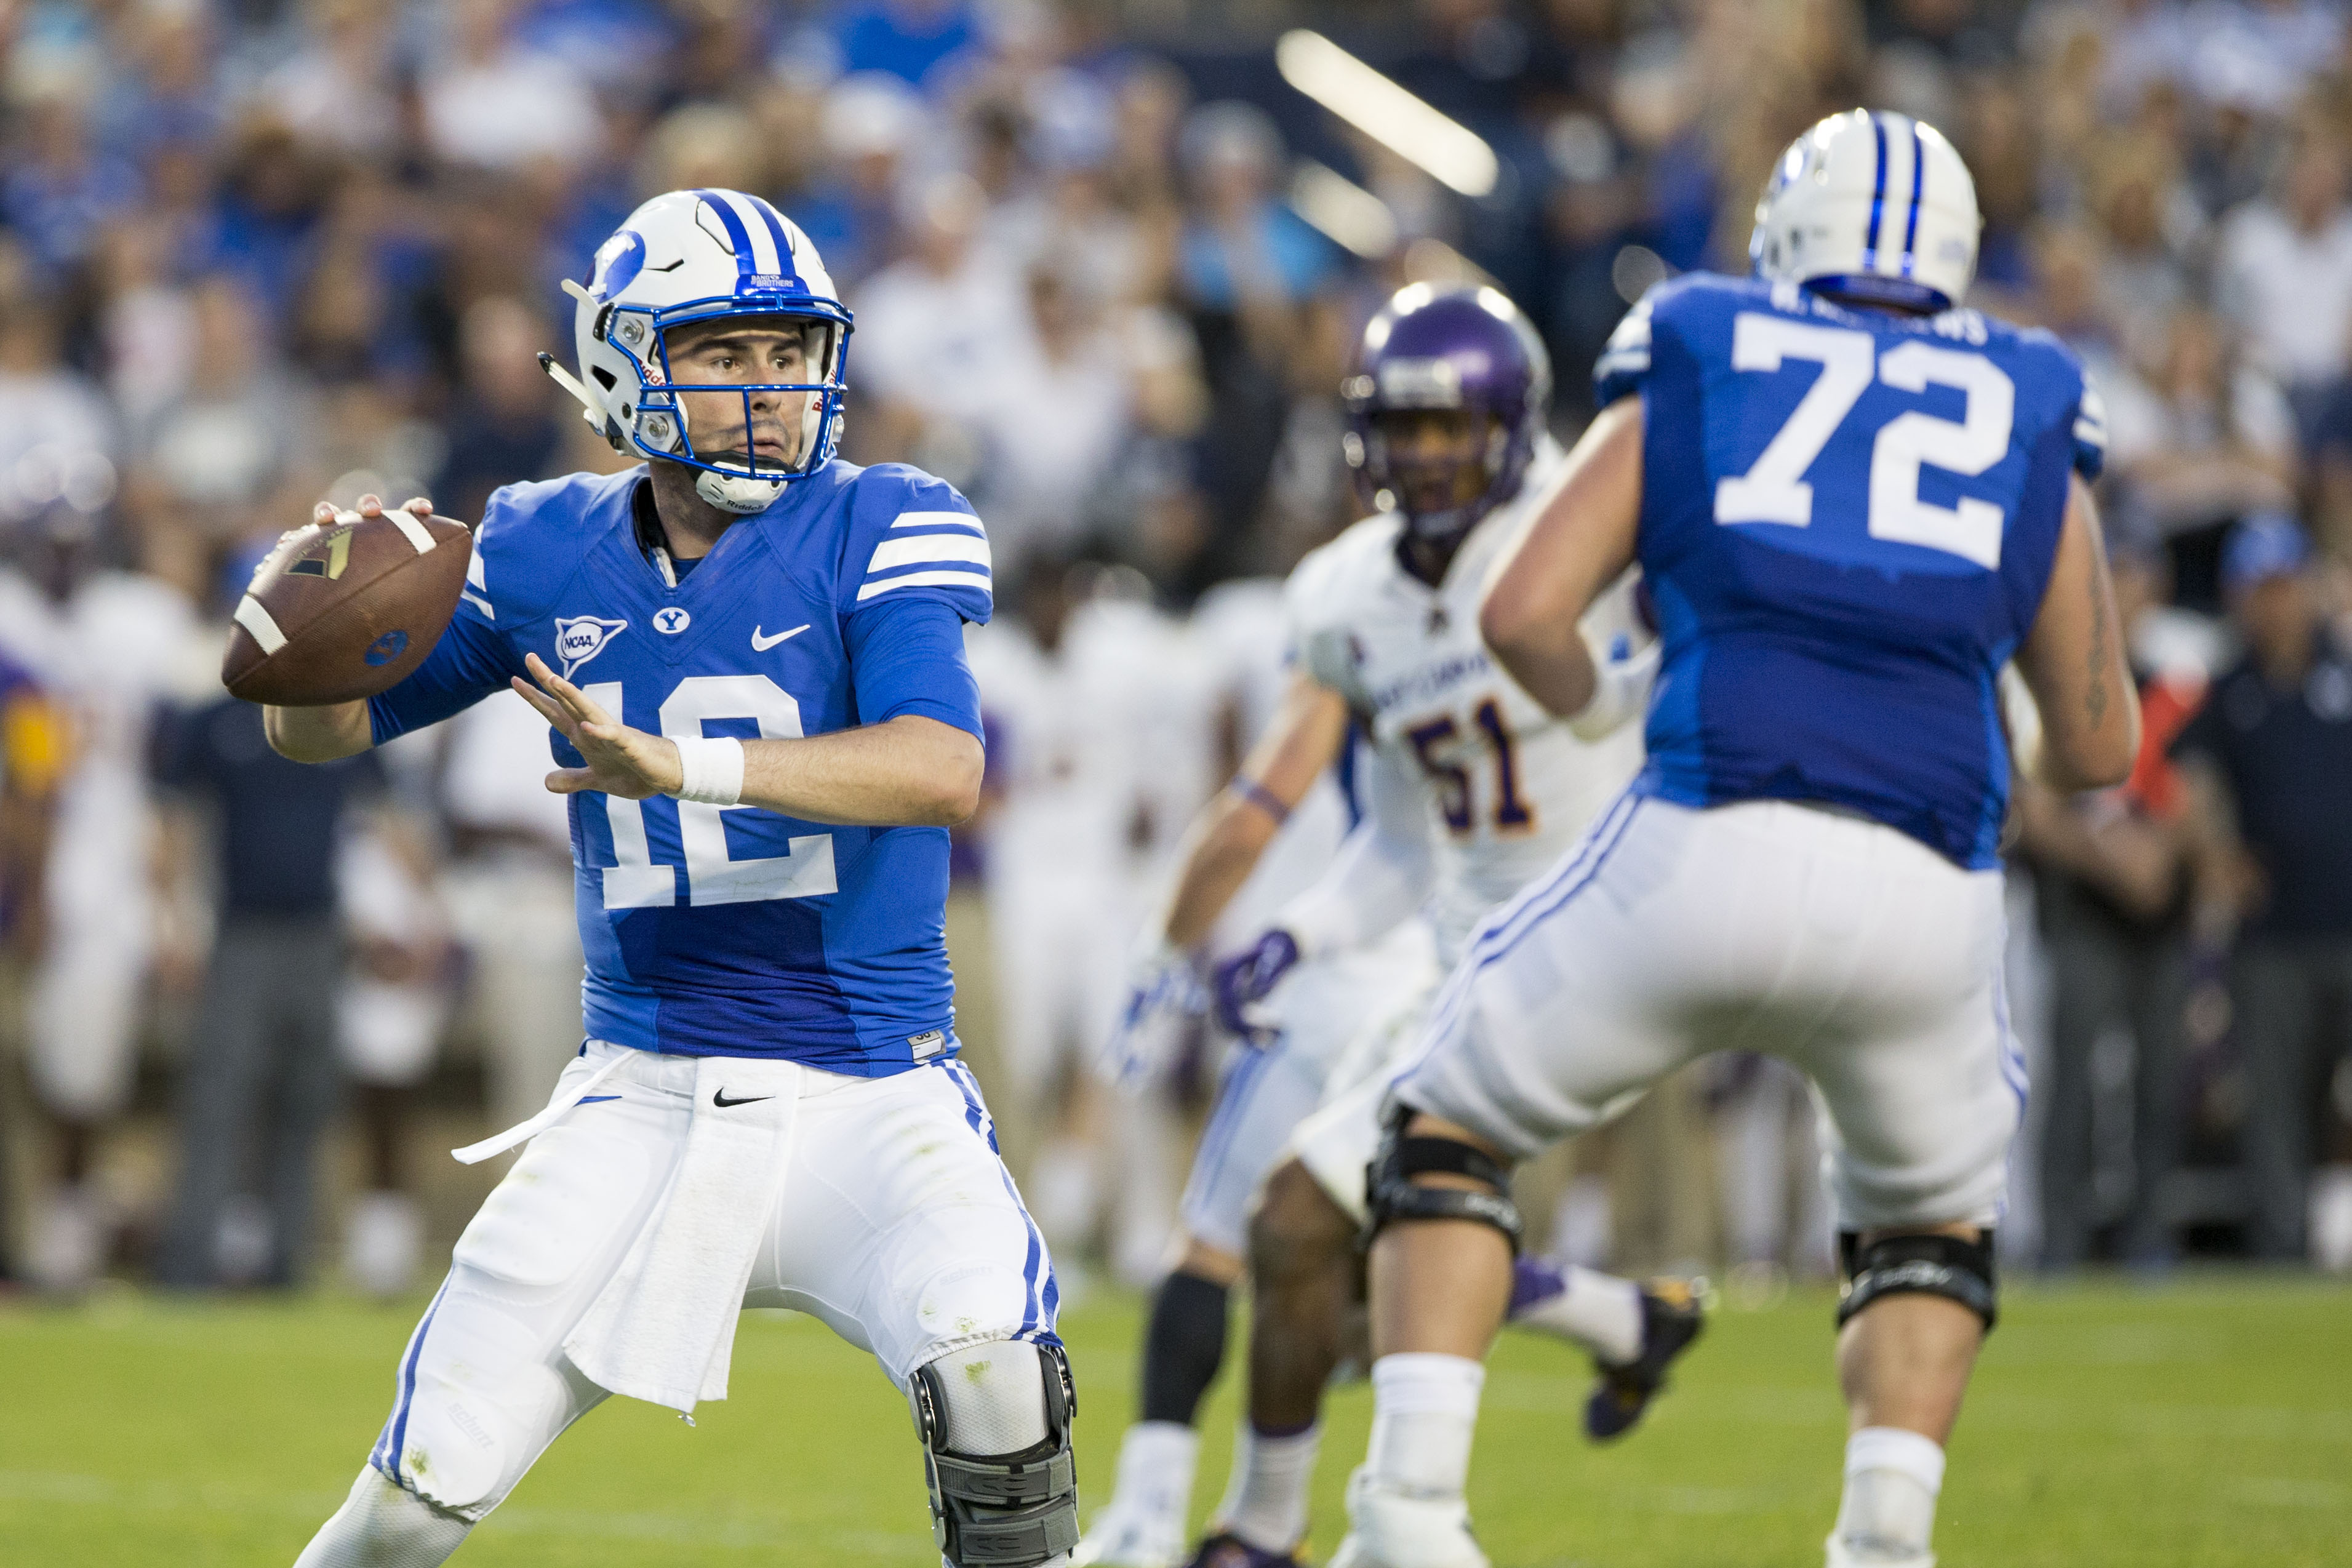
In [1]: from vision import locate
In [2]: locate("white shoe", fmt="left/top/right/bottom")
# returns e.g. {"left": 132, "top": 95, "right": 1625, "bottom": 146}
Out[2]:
{"left": 344, "top": 1191, "right": 423, "bottom": 1299}
{"left": 1826, "top": 1536, "right": 1934, "bottom": 1567}
{"left": 1329, "top": 1468, "right": 1489, "bottom": 1568}
{"left": 1070, "top": 1500, "right": 1186, "bottom": 1568}
{"left": 28, "top": 1185, "right": 105, "bottom": 1296}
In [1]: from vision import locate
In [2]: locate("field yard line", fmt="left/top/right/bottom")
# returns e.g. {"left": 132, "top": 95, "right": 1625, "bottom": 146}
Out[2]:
{"left": 0, "top": 1469, "right": 930, "bottom": 1554}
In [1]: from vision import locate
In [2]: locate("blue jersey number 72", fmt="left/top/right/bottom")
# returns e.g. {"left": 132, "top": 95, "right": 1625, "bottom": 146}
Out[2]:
{"left": 1713, "top": 311, "right": 2016, "bottom": 570}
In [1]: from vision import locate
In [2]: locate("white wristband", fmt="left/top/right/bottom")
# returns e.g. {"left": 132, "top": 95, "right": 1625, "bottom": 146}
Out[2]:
{"left": 671, "top": 737, "right": 745, "bottom": 806}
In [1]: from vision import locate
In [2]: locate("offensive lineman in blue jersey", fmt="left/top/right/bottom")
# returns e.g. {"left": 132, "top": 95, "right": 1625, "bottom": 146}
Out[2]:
{"left": 1328, "top": 115, "right": 2140, "bottom": 1568}
{"left": 269, "top": 191, "right": 1079, "bottom": 1568}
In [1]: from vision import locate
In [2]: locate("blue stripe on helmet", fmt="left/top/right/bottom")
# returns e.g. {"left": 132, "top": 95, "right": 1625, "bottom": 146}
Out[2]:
{"left": 1902, "top": 118, "right": 1925, "bottom": 277}
{"left": 745, "top": 195, "right": 799, "bottom": 284}
{"left": 692, "top": 188, "right": 756, "bottom": 278}
{"left": 1864, "top": 113, "right": 1888, "bottom": 268}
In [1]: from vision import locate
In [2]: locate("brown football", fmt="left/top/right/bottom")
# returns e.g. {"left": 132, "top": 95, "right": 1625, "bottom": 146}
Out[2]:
{"left": 222, "top": 510, "right": 474, "bottom": 706}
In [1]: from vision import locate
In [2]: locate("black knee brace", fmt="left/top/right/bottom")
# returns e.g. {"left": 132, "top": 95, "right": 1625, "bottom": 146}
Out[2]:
{"left": 1362, "top": 1106, "right": 1523, "bottom": 1253}
{"left": 1836, "top": 1229, "right": 1998, "bottom": 1332}
{"left": 907, "top": 1340, "right": 1080, "bottom": 1568}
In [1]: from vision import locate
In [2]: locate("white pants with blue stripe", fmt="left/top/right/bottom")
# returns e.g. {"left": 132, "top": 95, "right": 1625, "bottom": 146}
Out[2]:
{"left": 1397, "top": 796, "right": 2023, "bottom": 1231}
{"left": 369, "top": 1044, "right": 1055, "bottom": 1521}
{"left": 1178, "top": 922, "right": 1439, "bottom": 1255}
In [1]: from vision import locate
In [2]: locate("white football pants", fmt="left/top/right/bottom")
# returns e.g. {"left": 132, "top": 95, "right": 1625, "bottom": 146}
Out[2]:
{"left": 1397, "top": 796, "right": 2025, "bottom": 1231}
{"left": 1178, "top": 921, "right": 1439, "bottom": 1254}
{"left": 366, "top": 1044, "right": 1058, "bottom": 1522}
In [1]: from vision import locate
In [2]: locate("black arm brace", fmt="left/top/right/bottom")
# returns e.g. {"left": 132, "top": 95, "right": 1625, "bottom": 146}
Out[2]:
{"left": 1836, "top": 1229, "right": 1998, "bottom": 1332}
{"left": 1362, "top": 1105, "right": 1524, "bottom": 1253}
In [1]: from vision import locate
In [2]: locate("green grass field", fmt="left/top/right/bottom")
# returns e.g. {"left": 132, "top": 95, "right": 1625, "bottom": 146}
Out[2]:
{"left": 1, "top": 1275, "right": 2346, "bottom": 1566}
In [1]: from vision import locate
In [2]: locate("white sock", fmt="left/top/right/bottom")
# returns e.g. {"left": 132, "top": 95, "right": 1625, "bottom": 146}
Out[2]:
{"left": 1831, "top": 1427, "right": 1945, "bottom": 1563}
{"left": 294, "top": 1467, "right": 472, "bottom": 1567}
{"left": 1214, "top": 1420, "right": 1321, "bottom": 1553}
{"left": 1365, "top": 1353, "right": 1485, "bottom": 1499}
{"left": 1106, "top": 1420, "right": 1199, "bottom": 1534}
{"left": 1508, "top": 1258, "right": 1645, "bottom": 1364}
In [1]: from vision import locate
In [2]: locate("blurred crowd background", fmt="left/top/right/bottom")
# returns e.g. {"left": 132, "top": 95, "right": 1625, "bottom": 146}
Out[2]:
{"left": 0, "top": 0, "right": 2350, "bottom": 1305}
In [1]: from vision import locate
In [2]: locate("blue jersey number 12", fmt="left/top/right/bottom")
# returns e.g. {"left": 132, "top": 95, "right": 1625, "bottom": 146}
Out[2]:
{"left": 1713, "top": 312, "right": 2016, "bottom": 569}
{"left": 585, "top": 674, "right": 838, "bottom": 909}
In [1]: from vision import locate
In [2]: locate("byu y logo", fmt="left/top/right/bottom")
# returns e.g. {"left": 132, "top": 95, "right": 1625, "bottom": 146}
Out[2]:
{"left": 652, "top": 607, "right": 692, "bottom": 635}
{"left": 554, "top": 616, "right": 628, "bottom": 679}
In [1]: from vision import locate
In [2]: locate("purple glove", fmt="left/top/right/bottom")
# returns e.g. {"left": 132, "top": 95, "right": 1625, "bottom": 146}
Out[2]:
{"left": 1213, "top": 929, "right": 1301, "bottom": 1045}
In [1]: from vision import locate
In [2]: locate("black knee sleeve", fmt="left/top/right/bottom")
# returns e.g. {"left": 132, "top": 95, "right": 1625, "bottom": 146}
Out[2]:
{"left": 1837, "top": 1229, "right": 1998, "bottom": 1332}
{"left": 1362, "top": 1106, "right": 1522, "bottom": 1253}
{"left": 1140, "top": 1269, "right": 1230, "bottom": 1425}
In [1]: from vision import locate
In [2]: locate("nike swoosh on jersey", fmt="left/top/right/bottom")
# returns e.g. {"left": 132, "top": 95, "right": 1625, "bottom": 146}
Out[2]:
{"left": 750, "top": 623, "right": 810, "bottom": 650}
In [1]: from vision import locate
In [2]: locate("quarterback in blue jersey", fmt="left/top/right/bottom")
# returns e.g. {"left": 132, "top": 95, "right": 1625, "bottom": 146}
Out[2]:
{"left": 273, "top": 191, "right": 1078, "bottom": 1568}
{"left": 1330, "top": 115, "right": 2140, "bottom": 1568}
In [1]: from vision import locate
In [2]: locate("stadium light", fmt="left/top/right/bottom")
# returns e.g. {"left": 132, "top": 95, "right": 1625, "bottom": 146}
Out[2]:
{"left": 1289, "top": 161, "right": 1399, "bottom": 258}
{"left": 1275, "top": 30, "right": 1500, "bottom": 199}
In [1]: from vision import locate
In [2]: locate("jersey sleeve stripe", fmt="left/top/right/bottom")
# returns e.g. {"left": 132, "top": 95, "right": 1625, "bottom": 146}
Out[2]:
{"left": 870, "top": 534, "right": 992, "bottom": 574}
{"left": 889, "top": 510, "right": 985, "bottom": 532}
{"left": 856, "top": 570, "right": 994, "bottom": 602}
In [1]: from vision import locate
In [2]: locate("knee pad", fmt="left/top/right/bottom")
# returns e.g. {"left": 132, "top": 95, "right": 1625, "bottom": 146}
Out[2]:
{"left": 1362, "top": 1107, "right": 1522, "bottom": 1254}
{"left": 292, "top": 1466, "right": 472, "bottom": 1568}
{"left": 1836, "top": 1229, "right": 1997, "bottom": 1333}
{"left": 907, "top": 1338, "right": 1080, "bottom": 1568}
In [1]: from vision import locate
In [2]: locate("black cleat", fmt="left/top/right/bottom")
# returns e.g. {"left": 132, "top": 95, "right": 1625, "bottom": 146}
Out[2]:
{"left": 1583, "top": 1277, "right": 1708, "bottom": 1441}
{"left": 1183, "top": 1532, "right": 1310, "bottom": 1568}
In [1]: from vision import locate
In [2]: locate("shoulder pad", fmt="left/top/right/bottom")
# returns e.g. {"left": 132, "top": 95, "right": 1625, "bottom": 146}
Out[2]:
{"left": 463, "top": 470, "right": 635, "bottom": 628}
{"left": 1593, "top": 274, "right": 1729, "bottom": 407}
{"left": 842, "top": 462, "right": 993, "bottom": 624}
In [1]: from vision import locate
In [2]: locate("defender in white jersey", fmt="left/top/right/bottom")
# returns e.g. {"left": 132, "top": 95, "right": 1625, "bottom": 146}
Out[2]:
{"left": 1078, "top": 288, "right": 1702, "bottom": 1568}
{"left": 1338, "top": 114, "right": 2138, "bottom": 1568}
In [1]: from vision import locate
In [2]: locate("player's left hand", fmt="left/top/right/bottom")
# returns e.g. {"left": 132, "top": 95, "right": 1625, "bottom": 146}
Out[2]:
{"left": 514, "top": 651, "right": 686, "bottom": 799}
{"left": 1212, "top": 927, "right": 1300, "bottom": 1046}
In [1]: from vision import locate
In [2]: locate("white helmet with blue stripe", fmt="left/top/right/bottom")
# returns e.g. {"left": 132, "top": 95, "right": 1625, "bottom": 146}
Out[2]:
{"left": 1750, "top": 109, "right": 1979, "bottom": 313}
{"left": 543, "top": 188, "right": 853, "bottom": 514}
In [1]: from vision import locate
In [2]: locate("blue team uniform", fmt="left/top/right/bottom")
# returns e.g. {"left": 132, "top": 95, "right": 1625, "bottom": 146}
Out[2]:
{"left": 1596, "top": 272, "right": 2106, "bottom": 868}
{"left": 370, "top": 460, "right": 991, "bottom": 1076}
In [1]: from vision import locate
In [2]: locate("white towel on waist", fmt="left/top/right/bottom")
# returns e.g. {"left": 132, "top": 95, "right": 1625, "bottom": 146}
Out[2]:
{"left": 563, "top": 1056, "right": 801, "bottom": 1413}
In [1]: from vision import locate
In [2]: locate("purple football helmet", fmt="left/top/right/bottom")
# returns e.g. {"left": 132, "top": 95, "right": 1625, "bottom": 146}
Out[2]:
{"left": 1342, "top": 284, "right": 1552, "bottom": 542}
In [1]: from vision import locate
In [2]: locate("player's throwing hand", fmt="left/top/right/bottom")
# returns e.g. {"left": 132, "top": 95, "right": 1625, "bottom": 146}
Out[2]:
{"left": 512, "top": 652, "right": 685, "bottom": 799}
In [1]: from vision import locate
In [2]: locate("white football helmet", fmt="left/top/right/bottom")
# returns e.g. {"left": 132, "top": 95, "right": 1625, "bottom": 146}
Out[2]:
{"left": 542, "top": 188, "right": 852, "bottom": 514}
{"left": 1749, "top": 109, "right": 1980, "bottom": 313}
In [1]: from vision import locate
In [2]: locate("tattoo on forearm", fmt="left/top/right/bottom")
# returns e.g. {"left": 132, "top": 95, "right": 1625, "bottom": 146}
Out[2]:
{"left": 2086, "top": 577, "right": 2110, "bottom": 727}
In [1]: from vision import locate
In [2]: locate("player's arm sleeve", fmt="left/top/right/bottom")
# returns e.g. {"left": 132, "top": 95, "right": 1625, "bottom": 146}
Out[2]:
{"left": 1268, "top": 742, "right": 1433, "bottom": 960}
{"left": 843, "top": 595, "right": 983, "bottom": 738}
{"left": 841, "top": 468, "right": 994, "bottom": 626}
{"left": 366, "top": 609, "right": 517, "bottom": 745}
{"left": 1593, "top": 283, "right": 1668, "bottom": 407}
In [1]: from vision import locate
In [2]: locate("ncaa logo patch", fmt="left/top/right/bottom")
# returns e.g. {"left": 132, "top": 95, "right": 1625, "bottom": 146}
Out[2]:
{"left": 652, "top": 607, "right": 692, "bottom": 634}
{"left": 554, "top": 615, "right": 628, "bottom": 678}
